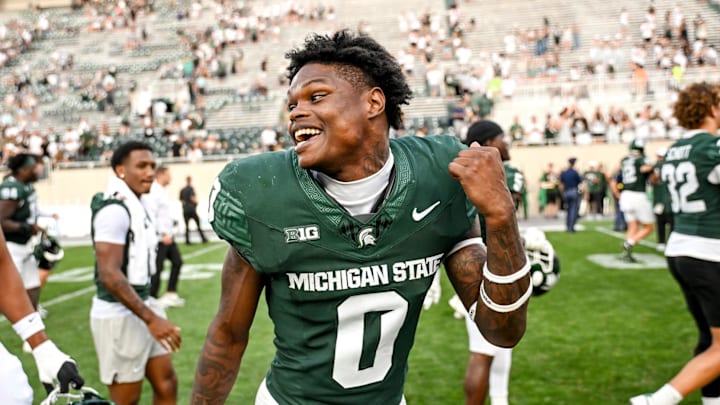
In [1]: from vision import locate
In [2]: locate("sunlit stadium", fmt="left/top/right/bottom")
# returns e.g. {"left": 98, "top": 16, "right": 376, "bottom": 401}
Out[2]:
{"left": 1, "top": 0, "right": 719, "bottom": 403}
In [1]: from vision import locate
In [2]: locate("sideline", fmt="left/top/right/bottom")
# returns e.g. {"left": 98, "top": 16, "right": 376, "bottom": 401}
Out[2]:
{"left": 1, "top": 243, "right": 226, "bottom": 324}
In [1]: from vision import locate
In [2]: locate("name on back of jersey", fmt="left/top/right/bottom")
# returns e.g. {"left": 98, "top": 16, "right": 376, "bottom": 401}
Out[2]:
{"left": 287, "top": 253, "right": 444, "bottom": 292}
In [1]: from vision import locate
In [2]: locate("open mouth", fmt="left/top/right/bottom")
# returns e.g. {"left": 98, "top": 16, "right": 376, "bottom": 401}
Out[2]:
{"left": 294, "top": 128, "right": 322, "bottom": 143}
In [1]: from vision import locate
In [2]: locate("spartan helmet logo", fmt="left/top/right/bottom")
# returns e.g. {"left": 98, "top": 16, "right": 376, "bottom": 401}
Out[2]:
{"left": 357, "top": 227, "right": 376, "bottom": 248}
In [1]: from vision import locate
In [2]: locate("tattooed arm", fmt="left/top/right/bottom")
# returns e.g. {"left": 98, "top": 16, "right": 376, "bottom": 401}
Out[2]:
{"left": 191, "top": 247, "right": 264, "bottom": 404}
{"left": 448, "top": 144, "right": 530, "bottom": 348}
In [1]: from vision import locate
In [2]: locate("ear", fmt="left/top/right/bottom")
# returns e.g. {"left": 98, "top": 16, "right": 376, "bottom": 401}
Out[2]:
{"left": 366, "top": 87, "right": 386, "bottom": 120}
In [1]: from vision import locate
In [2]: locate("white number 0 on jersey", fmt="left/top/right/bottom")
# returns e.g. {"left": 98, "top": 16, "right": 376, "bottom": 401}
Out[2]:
{"left": 333, "top": 291, "right": 408, "bottom": 388}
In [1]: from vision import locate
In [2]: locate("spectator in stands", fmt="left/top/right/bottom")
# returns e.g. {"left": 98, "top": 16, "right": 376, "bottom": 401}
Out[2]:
{"left": 508, "top": 116, "right": 525, "bottom": 145}
{"left": 90, "top": 141, "right": 180, "bottom": 405}
{"left": 180, "top": 175, "right": 207, "bottom": 245}
{"left": 560, "top": 157, "right": 583, "bottom": 232}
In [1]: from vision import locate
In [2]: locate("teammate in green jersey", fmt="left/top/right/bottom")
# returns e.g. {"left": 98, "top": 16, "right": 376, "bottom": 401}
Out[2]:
{"left": 191, "top": 30, "right": 530, "bottom": 405}
{"left": 618, "top": 139, "right": 655, "bottom": 262}
{"left": 452, "top": 119, "right": 525, "bottom": 405}
{"left": 0, "top": 154, "right": 45, "bottom": 310}
{"left": 631, "top": 82, "right": 720, "bottom": 405}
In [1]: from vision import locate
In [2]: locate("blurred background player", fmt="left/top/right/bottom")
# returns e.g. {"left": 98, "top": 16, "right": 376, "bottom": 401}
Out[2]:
{"left": 649, "top": 148, "right": 674, "bottom": 253}
{"left": 583, "top": 160, "right": 607, "bottom": 220}
{"left": 0, "top": 230, "right": 84, "bottom": 404}
{"left": 0, "top": 154, "right": 47, "bottom": 314}
{"left": 179, "top": 175, "right": 207, "bottom": 245}
{"left": 631, "top": 82, "right": 720, "bottom": 405}
{"left": 147, "top": 166, "right": 185, "bottom": 308}
{"left": 618, "top": 139, "right": 655, "bottom": 262}
{"left": 448, "top": 119, "right": 526, "bottom": 405}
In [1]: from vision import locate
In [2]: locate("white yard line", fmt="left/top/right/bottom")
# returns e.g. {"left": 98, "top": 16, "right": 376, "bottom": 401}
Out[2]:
{"left": 1, "top": 243, "right": 225, "bottom": 324}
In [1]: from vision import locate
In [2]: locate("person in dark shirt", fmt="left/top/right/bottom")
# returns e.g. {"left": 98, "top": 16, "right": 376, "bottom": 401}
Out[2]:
{"left": 560, "top": 157, "right": 583, "bottom": 232}
{"left": 179, "top": 176, "right": 207, "bottom": 245}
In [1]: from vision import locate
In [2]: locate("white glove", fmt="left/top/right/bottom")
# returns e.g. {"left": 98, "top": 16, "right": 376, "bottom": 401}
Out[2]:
{"left": 32, "top": 340, "right": 84, "bottom": 393}
{"left": 423, "top": 272, "right": 442, "bottom": 310}
{"left": 448, "top": 294, "right": 468, "bottom": 319}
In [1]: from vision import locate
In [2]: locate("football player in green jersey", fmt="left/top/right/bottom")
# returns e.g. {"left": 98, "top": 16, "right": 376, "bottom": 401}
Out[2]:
{"left": 631, "top": 82, "right": 720, "bottom": 405}
{"left": 449, "top": 119, "right": 525, "bottom": 405}
{"left": 630, "top": 83, "right": 720, "bottom": 405}
{"left": 0, "top": 154, "right": 45, "bottom": 310}
{"left": 618, "top": 139, "right": 655, "bottom": 262}
{"left": 191, "top": 30, "right": 530, "bottom": 405}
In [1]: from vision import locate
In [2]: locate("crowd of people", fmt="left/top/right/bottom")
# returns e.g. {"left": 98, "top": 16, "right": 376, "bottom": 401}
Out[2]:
{"left": 2, "top": 1, "right": 720, "bottom": 167}
{"left": 1, "top": 11, "right": 720, "bottom": 404}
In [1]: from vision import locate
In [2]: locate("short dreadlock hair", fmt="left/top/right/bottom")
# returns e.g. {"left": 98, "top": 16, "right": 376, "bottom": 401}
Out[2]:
{"left": 285, "top": 29, "right": 413, "bottom": 130}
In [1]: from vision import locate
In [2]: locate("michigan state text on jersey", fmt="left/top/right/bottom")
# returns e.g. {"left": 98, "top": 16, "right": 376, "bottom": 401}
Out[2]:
{"left": 209, "top": 135, "right": 475, "bottom": 404}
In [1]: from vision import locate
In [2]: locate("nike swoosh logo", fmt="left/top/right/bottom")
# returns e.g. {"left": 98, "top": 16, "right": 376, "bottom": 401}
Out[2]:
{"left": 412, "top": 201, "right": 441, "bottom": 222}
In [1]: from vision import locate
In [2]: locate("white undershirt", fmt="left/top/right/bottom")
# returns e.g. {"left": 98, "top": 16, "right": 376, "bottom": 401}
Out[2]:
{"left": 313, "top": 152, "right": 394, "bottom": 216}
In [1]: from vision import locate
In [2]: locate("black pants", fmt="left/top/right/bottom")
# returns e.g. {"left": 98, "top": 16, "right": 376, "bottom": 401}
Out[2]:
{"left": 589, "top": 191, "right": 605, "bottom": 215}
{"left": 667, "top": 256, "right": 720, "bottom": 397}
{"left": 151, "top": 241, "right": 183, "bottom": 297}
{"left": 655, "top": 212, "right": 674, "bottom": 244}
{"left": 184, "top": 211, "right": 207, "bottom": 244}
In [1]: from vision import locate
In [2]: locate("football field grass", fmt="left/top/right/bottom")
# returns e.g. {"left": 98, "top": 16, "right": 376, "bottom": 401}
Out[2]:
{"left": 0, "top": 220, "right": 701, "bottom": 404}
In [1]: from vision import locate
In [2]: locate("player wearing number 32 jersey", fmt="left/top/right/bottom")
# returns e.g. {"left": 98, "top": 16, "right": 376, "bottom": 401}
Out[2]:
{"left": 191, "top": 30, "right": 530, "bottom": 405}
{"left": 631, "top": 82, "right": 720, "bottom": 405}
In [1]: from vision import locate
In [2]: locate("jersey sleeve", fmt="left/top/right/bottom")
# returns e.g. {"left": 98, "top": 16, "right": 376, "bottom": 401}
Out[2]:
{"left": 208, "top": 166, "right": 256, "bottom": 264}
{"left": 93, "top": 204, "right": 131, "bottom": 244}
{"left": 0, "top": 182, "right": 23, "bottom": 201}
{"left": 706, "top": 138, "right": 720, "bottom": 185}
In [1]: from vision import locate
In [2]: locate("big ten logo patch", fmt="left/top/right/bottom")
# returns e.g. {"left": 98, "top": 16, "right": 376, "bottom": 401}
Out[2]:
{"left": 284, "top": 225, "right": 320, "bottom": 243}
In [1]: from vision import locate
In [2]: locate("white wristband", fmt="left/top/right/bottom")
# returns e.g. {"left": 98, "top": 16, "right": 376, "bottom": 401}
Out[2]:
{"left": 483, "top": 260, "right": 531, "bottom": 284}
{"left": 479, "top": 279, "right": 533, "bottom": 313}
{"left": 12, "top": 312, "right": 46, "bottom": 341}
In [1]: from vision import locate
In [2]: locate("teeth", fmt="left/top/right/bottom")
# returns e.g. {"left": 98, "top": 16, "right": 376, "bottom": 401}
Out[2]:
{"left": 294, "top": 128, "right": 321, "bottom": 142}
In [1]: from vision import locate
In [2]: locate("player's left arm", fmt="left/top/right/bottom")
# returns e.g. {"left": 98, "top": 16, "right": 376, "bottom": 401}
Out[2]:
{"left": 448, "top": 143, "right": 530, "bottom": 348}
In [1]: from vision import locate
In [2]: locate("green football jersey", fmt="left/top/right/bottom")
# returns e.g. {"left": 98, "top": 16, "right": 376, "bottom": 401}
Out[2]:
{"left": 652, "top": 163, "right": 672, "bottom": 212}
{"left": 583, "top": 170, "right": 605, "bottom": 194}
{"left": 0, "top": 175, "right": 38, "bottom": 244}
{"left": 620, "top": 155, "right": 651, "bottom": 192}
{"left": 661, "top": 132, "right": 720, "bottom": 239}
{"left": 504, "top": 163, "right": 525, "bottom": 194}
{"left": 210, "top": 135, "right": 475, "bottom": 404}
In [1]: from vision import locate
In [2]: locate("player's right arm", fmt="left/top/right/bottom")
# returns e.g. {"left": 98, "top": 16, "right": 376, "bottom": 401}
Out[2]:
{"left": 191, "top": 247, "right": 264, "bottom": 404}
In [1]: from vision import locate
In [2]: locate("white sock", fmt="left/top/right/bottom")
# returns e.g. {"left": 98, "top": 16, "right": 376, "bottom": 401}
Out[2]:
{"left": 626, "top": 239, "right": 636, "bottom": 246}
{"left": 651, "top": 384, "right": 683, "bottom": 405}
{"left": 490, "top": 396, "right": 508, "bottom": 405}
{"left": 702, "top": 397, "right": 720, "bottom": 405}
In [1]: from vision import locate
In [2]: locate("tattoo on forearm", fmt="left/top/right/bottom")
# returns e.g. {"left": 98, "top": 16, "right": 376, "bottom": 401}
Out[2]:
{"left": 192, "top": 330, "right": 245, "bottom": 404}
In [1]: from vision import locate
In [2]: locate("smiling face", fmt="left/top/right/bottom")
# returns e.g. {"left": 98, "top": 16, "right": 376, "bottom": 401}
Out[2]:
{"left": 286, "top": 63, "right": 387, "bottom": 181}
{"left": 115, "top": 149, "right": 156, "bottom": 196}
